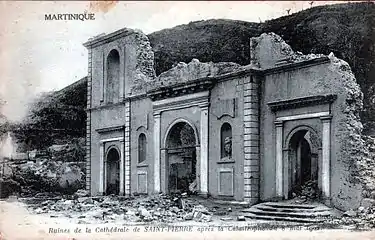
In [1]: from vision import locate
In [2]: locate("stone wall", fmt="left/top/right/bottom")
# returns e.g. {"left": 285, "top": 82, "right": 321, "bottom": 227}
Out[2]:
{"left": 209, "top": 76, "right": 246, "bottom": 201}
{"left": 85, "top": 28, "right": 156, "bottom": 195}
{"left": 130, "top": 97, "right": 154, "bottom": 195}
{"left": 252, "top": 32, "right": 367, "bottom": 210}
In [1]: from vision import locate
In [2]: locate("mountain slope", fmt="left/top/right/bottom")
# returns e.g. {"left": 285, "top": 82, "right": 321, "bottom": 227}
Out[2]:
{"left": 12, "top": 77, "right": 87, "bottom": 150}
{"left": 262, "top": 2, "right": 375, "bottom": 134}
{"left": 13, "top": 2, "right": 375, "bottom": 149}
{"left": 147, "top": 2, "right": 375, "bottom": 134}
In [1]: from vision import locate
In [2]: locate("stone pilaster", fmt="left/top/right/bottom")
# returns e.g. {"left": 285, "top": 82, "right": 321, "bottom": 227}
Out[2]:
{"left": 85, "top": 47, "right": 92, "bottom": 193}
{"left": 99, "top": 142, "right": 104, "bottom": 195}
{"left": 275, "top": 120, "right": 284, "bottom": 198}
{"left": 153, "top": 112, "right": 161, "bottom": 193}
{"left": 321, "top": 115, "right": 332, "bottom": 200}
{"left": 243, "top": 76, "right": 260, "bottom": 204}
{"left": 200, "top": 105, "right": 209, "bottom": 196}
{"left": 119, "top": 139, "right": 125, "bottom": 196}
{"left": 124, "top": 101, "right": 131, "bottom": 196}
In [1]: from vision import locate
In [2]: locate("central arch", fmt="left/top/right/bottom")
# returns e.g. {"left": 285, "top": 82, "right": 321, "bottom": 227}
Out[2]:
{"left": 164, "top": 120, "right": 199, "bottom": 194}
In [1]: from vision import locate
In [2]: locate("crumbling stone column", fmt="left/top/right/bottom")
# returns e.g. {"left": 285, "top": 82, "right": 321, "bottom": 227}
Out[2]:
{"left": 124, "top": 101, "right": 131, "bottom": 196}
{"left": 321, "top": 116, "right": 332, "bottom": 200}
{"left": 243, "top": 76, "right": 260, "bottom": 204}
{"left": 275, "top": 120, "right": 284, "bottom": 198}
{"left": 153, "top": 112, "right": 161, "bottom": 193}
{"left": 86, "top": 47, "right": 92, "bottom": 194}
{"left": 200, "top": 105, "right": 209, "bottom": 196}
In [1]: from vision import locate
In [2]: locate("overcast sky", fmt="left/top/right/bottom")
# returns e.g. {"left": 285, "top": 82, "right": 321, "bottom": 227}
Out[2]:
{"left": 0, "top": 1, "right": 350, "bottom": 122}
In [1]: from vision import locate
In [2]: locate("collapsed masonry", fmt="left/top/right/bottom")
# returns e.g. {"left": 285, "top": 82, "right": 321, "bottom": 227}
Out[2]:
{"left": 250, "top": 33, "right": 373, "bottom": 209}
{"left": 128, "top": 30, "right": 156, "bottom": 95}
{"left": 84, "top": 27, "right": 374, "bottom": 212}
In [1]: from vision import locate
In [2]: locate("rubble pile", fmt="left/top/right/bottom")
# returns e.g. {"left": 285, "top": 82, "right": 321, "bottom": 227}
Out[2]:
{"left": 0, "top": 177, "right": 21, "bottom": 198}
{"left": 130, "top": 30, "right": 156, "bottom": 95}
{"left": 329, "top": 201, "right": 375, "bottom": 229}
{"left": 292, "top": 180, "right": 320, "bottom": 203}
{"left": 147, "top": 59, "right": 242, "bottom": 91}
{"left": 28, "top": 194, "right": 216, "bottom": 224}
{"left": 11, "top": 160, "right": 85, "bottom": 197}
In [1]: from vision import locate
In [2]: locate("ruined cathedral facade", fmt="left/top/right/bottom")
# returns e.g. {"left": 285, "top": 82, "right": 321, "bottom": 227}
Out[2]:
{"left": 83, "top": 28, "right": 364, "bottom": 211}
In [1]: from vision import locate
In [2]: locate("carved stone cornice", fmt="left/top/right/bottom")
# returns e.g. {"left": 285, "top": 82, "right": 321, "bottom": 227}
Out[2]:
{"left": 152, "top": 91, "right": 210, "bottom": 115}
{"left": 83, "top": 28, "right": 135, "bottom": 48}
{"left": 96, "top": 125, "right": 125, "bottom": 133}
{"left": 147, "top": 78, "right": 214, "bottom": 102}
{"left": 267, "top": 94, "right": 337, "bottom": 112}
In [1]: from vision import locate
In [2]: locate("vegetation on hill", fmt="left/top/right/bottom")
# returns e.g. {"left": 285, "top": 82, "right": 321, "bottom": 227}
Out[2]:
{"left": 148, "top": 2, "right": 375, "bottom": 135}
{"left": 11, "top": 77, "right": 87, "bottom": 151}
{"left": 262, "top": 2, "right": 375, "bottom": 134}
{"left": 9, "top": 2, "right": 375, "bottom": 151}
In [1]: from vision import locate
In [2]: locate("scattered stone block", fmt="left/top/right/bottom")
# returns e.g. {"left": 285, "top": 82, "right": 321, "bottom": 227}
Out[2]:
{"left": 361, "top": 198, "right": 375, "bottom": 209}
{"left": 343, "top": 210, "right": 357, "bottom": 217}
{"left": 237, "top": 216, "right": 246, "bottom": 221}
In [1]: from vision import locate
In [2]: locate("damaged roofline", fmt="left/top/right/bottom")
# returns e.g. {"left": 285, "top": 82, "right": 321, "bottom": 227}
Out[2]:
{"left": 262, "top": 56, "right": 331, "bottom": 75}
{"left": 146, "top": 56, "right": 331, "bottom": 97}
{"left": 83, "top": 28, "right": 138, "bottom": 48}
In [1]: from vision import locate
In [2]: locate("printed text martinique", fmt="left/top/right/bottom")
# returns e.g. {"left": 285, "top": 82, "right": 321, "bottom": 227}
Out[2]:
{"left": 45, "top": 13, "right": 95, "bottom": 21}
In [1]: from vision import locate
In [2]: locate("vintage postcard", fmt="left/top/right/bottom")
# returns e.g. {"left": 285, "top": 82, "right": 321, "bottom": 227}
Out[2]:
{"left": 1, "top": 1, "right": 375, "bottom": 239}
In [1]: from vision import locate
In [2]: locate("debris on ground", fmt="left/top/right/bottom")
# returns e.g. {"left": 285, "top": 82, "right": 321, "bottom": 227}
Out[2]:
{"left": 220, "top": 217, "right": 233, "bottom": 221}
{"left": 0, "top": 177, "right": 21, "bottom": 198}
{"left": 8, "top": 160, "right": 85, "bottom": 197}
{"left": 25, "top": 194, "right": 224, "bottom": 224}
{"left": 237, "top": 216, "right": 246, "bottom": 221}
{"left": 327, "top": 203, "right": 375, "bottom": 229}
{"left": 74, "top": 189, "right": 90, "bottom": 198}
{"left": 291, "top": 180, "right": 319, "bottom": 203}
{"left": 189, "top": 180, "right": 197, "bottom": 193}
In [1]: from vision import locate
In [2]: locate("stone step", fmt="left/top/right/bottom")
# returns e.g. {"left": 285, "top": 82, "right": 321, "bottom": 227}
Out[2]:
{"left": 242, "top": 208, "right": 332, "bottom": 219}
{"left": 263, "top": 202, "right": 316, "bottom": 209}
{"left": 243, "top": 212, "right": 326, "bottom": 223}
{"left": 255, "top": 204, "right": 331, "bottom": 213}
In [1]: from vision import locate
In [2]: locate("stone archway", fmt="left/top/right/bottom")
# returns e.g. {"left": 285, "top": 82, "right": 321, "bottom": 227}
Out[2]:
{"left": 106, "top": 147, "right": 120, "bottom": 195}
{"left": 165, "top": 121, "right": 198, "bottom": 194}
{"left": 284, "top": 126, "right": 321, "bottom": 199}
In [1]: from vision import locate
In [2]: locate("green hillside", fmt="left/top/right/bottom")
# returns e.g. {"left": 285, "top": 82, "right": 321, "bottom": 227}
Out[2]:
{"left": 12, "top": 2, "right": 375, "bottom": 150}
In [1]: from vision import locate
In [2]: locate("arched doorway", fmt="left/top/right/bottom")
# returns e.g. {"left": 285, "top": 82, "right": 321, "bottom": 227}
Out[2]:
{"left": 106, "top": 147, "right": 120, "bottom": 195}
{"left": 286, "top": 128, "right": 319, "bottom": 199}
{"left": 165, "top": 122, "right": 197, "bottom": 194}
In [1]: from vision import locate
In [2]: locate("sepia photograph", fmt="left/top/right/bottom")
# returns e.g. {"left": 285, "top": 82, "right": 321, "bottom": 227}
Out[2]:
{"left": 0, "top": 1, "right": 375, "bottom": 239}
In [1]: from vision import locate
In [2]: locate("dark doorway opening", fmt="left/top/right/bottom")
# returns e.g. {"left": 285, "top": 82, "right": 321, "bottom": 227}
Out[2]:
{"left": 106, "top": 148, "right": 120, "bottom": 195}
{"left": 288, "top": 130, "right": 318, "bottom": 199}
{"left": 300, "top": 138, "right": 312, "bottom": 184}
{"left": 166, "top": 122, "right": 197, "bottom": 194}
